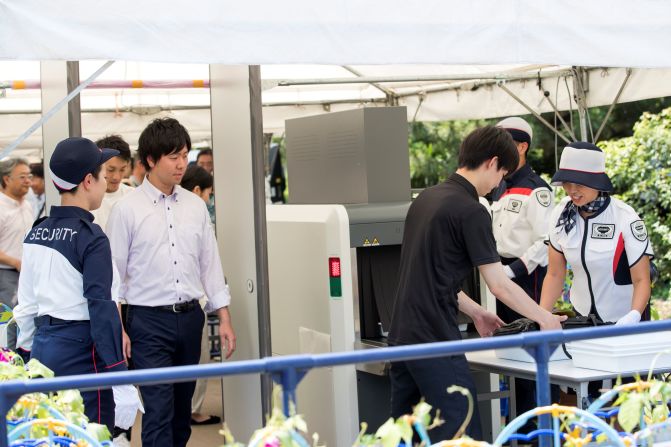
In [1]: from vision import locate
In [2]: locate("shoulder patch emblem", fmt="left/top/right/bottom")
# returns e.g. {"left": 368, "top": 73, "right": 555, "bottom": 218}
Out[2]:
{"left": 536, "top": 190, "right": 552, "bottom": 207}
{"left": 591, "top": 223, "right": 614, "bottom": 239}
{"left": 630, "top": 220, "right": 648, "bottom": 242}
{"left": 505, "top": 199, "right": 522, "bottom": 213}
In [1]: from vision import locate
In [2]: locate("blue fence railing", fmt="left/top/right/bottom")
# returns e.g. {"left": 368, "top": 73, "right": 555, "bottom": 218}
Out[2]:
{"left": 2, "top": 319, "right": 671, "bottom": 447}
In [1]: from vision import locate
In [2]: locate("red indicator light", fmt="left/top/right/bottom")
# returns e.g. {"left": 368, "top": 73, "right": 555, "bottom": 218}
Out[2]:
{"left": 329, "top": 257, "right": 341, "bottom": 278}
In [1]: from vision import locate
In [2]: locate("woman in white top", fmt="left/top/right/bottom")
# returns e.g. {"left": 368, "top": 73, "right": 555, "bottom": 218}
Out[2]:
{"left": 540, "top": 142, "right": 653, "bottom": 325}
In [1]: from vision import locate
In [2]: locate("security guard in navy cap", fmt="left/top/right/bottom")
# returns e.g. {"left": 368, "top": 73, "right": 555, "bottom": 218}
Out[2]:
{"left": 14, "top": 137, "right": 128, "bottom": 433}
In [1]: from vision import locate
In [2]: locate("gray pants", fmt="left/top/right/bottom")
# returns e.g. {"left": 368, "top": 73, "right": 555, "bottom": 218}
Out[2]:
{"left": 0, "top": 269, "right": 19, "bottom": 350}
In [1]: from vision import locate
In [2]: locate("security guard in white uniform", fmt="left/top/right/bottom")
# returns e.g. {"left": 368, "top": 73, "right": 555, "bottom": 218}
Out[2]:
{"left": 491, "top": 118, "right": 556, "bottom": 425}
{"left": 492, "top": 117, "right": 554, "bottom": 321}
{"left": 541, "top": 142, "right": 653, "bottom": 325}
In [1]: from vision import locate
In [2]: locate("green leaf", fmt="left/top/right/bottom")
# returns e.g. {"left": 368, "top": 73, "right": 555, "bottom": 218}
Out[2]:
{"left": 651, "top": 404, "right": 668, "bottom": 424}
{"left": 397, "top": 419, "right": 413, "bottom": 446}
{"left": 86, "top": 422, "right": 112, "bottom": 441}
{"left": 618, "top": 394, "right": 643, "bottom": 433}
{"left": 375, "top": 418, "right": 401, "bottom": 447}
{"left": 26, "top": 358, "right": 54, "bottom": 379}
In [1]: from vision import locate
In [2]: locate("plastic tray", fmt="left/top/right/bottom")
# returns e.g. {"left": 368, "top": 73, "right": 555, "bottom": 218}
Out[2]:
{"left": 494, "top": 346, "right": 569, "bottom": 363}
{"left": 570, "top": 347, "right": 671, "bottom": 373}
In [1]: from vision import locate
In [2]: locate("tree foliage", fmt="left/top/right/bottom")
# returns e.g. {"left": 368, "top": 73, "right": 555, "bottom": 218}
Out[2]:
{"left": 408, "top": 119, "right": 488, "bottom": 188}
{"left": 600, "top": 108, "right": 671, "bottom": 299}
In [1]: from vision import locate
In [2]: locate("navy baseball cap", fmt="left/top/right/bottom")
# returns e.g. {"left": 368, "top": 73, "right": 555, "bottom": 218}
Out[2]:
{"left": 49, "top": 137, "right": 119, "bottom": 191}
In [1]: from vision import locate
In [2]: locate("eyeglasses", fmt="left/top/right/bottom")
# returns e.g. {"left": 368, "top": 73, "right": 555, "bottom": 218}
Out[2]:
{"left": 11, "top": 174, "right": 33, "bottom": 181}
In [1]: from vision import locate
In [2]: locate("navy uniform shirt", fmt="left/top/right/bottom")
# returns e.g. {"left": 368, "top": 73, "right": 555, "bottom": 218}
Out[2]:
{"left": 14, "top": 206, "right": 126, "bottom": 372}
{"left": 388, "top": 173, "right": 500, "bottom": 345}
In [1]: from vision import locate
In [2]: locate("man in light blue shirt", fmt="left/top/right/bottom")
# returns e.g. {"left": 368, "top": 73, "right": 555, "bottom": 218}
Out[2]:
{"left": 107, "top": 118, "right": 235, "bottom": 447}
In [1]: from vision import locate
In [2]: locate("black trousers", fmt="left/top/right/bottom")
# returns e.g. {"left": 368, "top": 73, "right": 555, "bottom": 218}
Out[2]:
{"left": 390, "top": 355, "right": 482, "bottom": 442}
{"left": 32, "top": 319, "right": 115, "bottom": 433}
{"left": 127, "top": 304, "right": 204, "bottom": 447}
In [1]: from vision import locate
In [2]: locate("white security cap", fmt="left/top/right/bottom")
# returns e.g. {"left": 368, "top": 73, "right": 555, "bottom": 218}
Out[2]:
{"left": 496, "top": 117, "right": 532, "bottom": 144}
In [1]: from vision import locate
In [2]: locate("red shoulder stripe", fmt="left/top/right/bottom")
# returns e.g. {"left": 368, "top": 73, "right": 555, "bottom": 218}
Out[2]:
{"left": 501, "top": 187, "right": 533, "bottom": 197}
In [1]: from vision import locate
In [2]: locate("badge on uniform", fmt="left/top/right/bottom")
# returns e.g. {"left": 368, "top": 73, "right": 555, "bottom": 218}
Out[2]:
{"left": 591, "top": 223, "right": 614, "bottom": 239}
{"left": 536, "top": 190, "right": 552, "bottom": 207}
{"left": 505, "top": 199, "right": 522, "bottom": 213}
{"left": 630, "top": 220, "right": 648, "bottom": 241}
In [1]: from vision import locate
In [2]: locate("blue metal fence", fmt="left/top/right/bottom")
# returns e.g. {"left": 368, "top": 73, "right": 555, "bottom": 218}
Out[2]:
{"left": 2, "top": 319, "right": 671, "bottom": 447}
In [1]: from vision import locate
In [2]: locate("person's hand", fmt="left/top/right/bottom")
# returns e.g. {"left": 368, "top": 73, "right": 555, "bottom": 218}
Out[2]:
{"left": 113, "top": 385, "right": 144, "bottom": 430}
{"left": 473, "top": 309, "right": 505, "bottom": 337}
{"left": 615, "top": 310, "right": 641, "bottom": 326}
{"left": 539, "top": 312, "right": 567, "bottom": 331}
{"left": 122, "top": 330, "right": 131, "bottom": 360}
{"left": 219, "top": 318, "right": 236, "bottom": 359}
{"left": 11, "top": 258, "right": 21, "bottom": 272}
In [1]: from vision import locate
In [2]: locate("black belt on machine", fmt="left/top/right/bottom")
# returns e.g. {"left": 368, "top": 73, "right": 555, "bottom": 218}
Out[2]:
{"left": 129, "top": 300, "right": 199, "bottom": 313}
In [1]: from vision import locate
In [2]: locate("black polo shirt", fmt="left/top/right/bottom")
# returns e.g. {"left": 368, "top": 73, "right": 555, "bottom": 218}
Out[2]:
{"left": 388, "top": 173, "right": 500, "bottom": 345}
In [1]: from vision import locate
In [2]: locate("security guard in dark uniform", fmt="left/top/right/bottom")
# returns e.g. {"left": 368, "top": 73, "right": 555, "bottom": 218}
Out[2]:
{"left": 14, "top": 137, "right": 127, "bottom": 433}
{"left": 388, "top": 126, "right": 564, "bottom": 442}
{"left": 491, "top": 117, "right": 556, "bottom": 426}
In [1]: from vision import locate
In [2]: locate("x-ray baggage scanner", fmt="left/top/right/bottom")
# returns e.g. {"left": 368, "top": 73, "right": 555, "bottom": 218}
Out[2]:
{"left": 266, "top": 107, "right": 497, "bottom": 446}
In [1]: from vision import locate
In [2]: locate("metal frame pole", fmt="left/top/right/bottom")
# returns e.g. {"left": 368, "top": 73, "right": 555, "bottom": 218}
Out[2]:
{"left": 527, "top": 342, "right": 554, "bottom": 447}
{"left": 497, "top": 82, "right": 572, "bottom": 144}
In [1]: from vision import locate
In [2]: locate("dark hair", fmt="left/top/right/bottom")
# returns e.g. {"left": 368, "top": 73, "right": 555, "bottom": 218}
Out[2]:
{"left": 180, "top": 165, "right": 213, "bottom": 193}
{"left": 458, "top": 126, "right": 519, "bottom": 174}
{"left": 196, "top": 148, "right": 213, "bottom": 162}
{"left": 30, "top": 162, "right": 44, "bottom": 179}
{"left": 138, "top": 118, "right": 191, "bottom": 171}
{"left": 95, "top": 135, "right": 132, "bottom": 163}
{"left": 55, "top": 164, "right": 102, "bottom": 195}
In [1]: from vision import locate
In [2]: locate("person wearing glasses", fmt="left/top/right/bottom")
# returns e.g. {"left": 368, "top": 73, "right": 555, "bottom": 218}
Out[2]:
{"left": 0, "top": 157, "right": 34, "bottom": 349}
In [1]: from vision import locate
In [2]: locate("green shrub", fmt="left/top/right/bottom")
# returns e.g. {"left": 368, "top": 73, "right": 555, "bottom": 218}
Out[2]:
{"left": 601, "top": 108, "right": 671, "bottom": 299}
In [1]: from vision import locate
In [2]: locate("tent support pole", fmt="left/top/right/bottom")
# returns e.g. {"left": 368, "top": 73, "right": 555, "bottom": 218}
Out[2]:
{"left": 497, "top": 82, "right": 571, "bottom": 144}
{"left": 341, "top": 65, "right": 399, "bottom": 105}
{"left": 572, "top": 67, "right": 590, "bottom": 141}
{"left": 542, "top": 92, "right": 577, "bottom": 141}
{"left": 594, "top": 68, "right": 632, "bottom": 142}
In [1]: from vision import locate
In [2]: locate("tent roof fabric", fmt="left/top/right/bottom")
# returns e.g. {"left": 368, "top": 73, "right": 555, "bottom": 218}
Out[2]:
{"left": 2, "top": 0, "right": 671, "bottom": 67}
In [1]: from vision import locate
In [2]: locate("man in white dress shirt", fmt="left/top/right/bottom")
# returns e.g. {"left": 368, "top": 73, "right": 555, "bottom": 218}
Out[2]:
{"left": 0, "top": 157, "right": 35, "bottom": 349}
{"left": 107, "top": 118, "right": 236, "bottom": 447}
{"left": 91, "top": 135, "right": 134, "bottom": 232}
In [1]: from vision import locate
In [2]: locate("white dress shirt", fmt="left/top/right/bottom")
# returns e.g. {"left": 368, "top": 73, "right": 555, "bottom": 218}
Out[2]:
{"left": 106, "top": 179, "right": 230, "bottom": 312}
{"left": 26, "top": 189, "right": 46, "bottom": 219}
{"left": 91, "top": 183, "right": 134, "bottom": 233}
{"left": 0, "top": 192, "right": 34, "bottom": 269}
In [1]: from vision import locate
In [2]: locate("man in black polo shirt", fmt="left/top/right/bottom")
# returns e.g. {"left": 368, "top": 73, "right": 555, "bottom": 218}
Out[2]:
{"left": 388, "top": 126, "right": 564, "bottom": 441}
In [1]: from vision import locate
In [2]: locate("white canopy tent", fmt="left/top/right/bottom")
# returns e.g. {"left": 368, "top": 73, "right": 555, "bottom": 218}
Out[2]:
{"left": 2, "top": 0, "right": 671, "bottom": 441}
{"left": 2, "top": 62, "right": 671, "bottom": 159}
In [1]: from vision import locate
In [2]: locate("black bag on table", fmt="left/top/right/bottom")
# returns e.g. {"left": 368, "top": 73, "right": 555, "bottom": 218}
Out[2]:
{"left": 493, "top": 314, "right": 613, "bottom": 359}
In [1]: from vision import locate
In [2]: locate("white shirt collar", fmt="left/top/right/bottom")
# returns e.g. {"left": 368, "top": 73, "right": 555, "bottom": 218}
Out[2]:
{"left": 0, "top": 191, "right": 24, "bottom": 207}
{"left": 140, "top": 176, "right": 181, "bottom": 205}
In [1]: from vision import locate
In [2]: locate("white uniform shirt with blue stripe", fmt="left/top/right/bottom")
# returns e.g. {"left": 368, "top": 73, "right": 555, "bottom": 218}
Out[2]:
{"left": 106, "top": 178, "right": 231, "bottom": 311}
{"left": 14, "top": 206, "right": 126, "bottom": 370}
